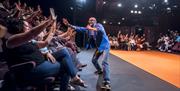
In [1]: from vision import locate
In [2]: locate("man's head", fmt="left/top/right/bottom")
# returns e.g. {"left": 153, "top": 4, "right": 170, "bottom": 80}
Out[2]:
{"left": 88, "top": 17, "right": 97, "bottom": 25}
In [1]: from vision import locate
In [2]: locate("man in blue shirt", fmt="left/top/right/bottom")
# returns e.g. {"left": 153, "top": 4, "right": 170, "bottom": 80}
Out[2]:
{"left": 86, "top": 29, "right": 96, "bottom": 49}
{"left": 63, "top": 17, "right": 111, "bottom": 89}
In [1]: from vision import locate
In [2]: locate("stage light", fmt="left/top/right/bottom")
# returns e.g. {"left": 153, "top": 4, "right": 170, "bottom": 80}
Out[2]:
{"left": 173, "top": 5, "right": 178, "bottom": 8}
{"left": 80, "top": 0, "right": 86, "bottom": 2}
{"left": 149, "top": 6, "right": 153, "bottom": 10}
{"left": 118, "top": 22, "right": 121, "bottom": 25}
{"left": 164, "top": 0, "right": 168, "bottom": 3}
{"left": 103, "top": 20, "right": 106, "bottom": 24}
{"left": 103, "top": 1, "right": 106, "bottom": 5}
{"left": 77, "top": 0, "right": 86, "bottom": 4}
{"left": 70, "top": 7, "right": 74, "bottom": 10}
{"left": 134, "top": 4, "right": 138, "bottom": 8}
{"left": 167, "top": 7, "right": 171, "bottom": 10}
{"left": 138, "top": 11, "right": 142, "bottom": 14}
{"left": 131, "top": 10, "right": 134, "bottom": 13}
{"left": 153, "top": 4, "right": 156, "bottom": 7}
{"left": 122, "top": 18, "right": 125, "bottom": 20}
{"left": 117, "top": 3, "right": 122, "bottom": 7}
{"left": 134, "top": 11, "right": 137, "bottom": 14}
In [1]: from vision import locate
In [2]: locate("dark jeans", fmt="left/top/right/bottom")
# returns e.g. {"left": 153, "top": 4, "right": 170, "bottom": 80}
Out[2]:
{"left": 86, "top": 35, "right": 96, "bottom": 49}
{"left": 1, "top": 48, "right": 78, "bottom": 91}
{"left": 31, "top": 61, "right": 69, "bottom": 91}
{"left": 52, "top": 47, "right": 77, "bottom": 78}
{"left": 31, "top": 47, "right": 78, "bottom": 91}
{"left": 1, "top": 61, "right": 69, "bottom": 91}
{"left": 67, "top": 48, "right": 81, "bottom": 67}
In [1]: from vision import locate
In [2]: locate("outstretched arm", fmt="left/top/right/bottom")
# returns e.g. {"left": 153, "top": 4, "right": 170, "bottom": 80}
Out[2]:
{"left": 62, "top": 18, "right": 87, "bottom": 32}
{"left": 7, "top": 18, "right": 53, "bottom": 48}
{"left": 7, "top": 8, "right": 57, "bottom": 48}
{"left": 39, "top": 20, "right": 57, "bottom": 48}
{"left": 86, "top": 25, "right": 97, "bottom": 31}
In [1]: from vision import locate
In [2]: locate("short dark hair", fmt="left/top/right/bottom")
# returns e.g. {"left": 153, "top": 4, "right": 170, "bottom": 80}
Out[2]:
{"left": 6, "top": 18, "right": 24, "bottom": 34}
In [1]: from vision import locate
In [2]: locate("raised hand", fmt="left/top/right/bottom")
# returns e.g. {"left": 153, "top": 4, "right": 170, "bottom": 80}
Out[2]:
{"left": 50, "top": 8, "right": 57, "bottom": 20}
{"left": 56, "top": 22, "right": 61, "bottom": 29}
{"left": 22, "top": 3, "right": 27, "bottom": 9}
{"left": 37, "top": 5, "right": 42, "bottom": 13}
{"left": 18, "top": 0, "right": 21, "bottom": 6}
{"left": 86, "top": 24, "right": 97, "bottom": 31}
{"left": 28, "top": 7, "right": 33, "bottom": 13}
{"left": 46, "top": 53, "right": 56, "bottom": 64}
{"left": 86, "top": 24, "right": 92, "bottom": 30}
{"left": 15, "top": 2, "right": 21, "bottom": 11}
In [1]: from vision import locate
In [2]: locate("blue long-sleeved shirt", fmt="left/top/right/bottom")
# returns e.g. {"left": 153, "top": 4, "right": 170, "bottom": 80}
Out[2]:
{"left": 73, "top": 23, "right": 110, "bottom": 52}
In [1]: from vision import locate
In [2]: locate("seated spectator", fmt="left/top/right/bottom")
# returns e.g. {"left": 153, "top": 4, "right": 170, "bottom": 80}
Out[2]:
{"left": 157, "top": 30, "right": 179, "bottom": 53}
{"left": 0, "top": 1, "right": 87, "bottom": 90}
{"left": 128, "top": 37, "right": 136, "bottom": 51}
{"left": 172, "top": 36, "right": 180, "bottom": 52}
{"left": 109, "top": 36, "right": 119, "bottom": 49}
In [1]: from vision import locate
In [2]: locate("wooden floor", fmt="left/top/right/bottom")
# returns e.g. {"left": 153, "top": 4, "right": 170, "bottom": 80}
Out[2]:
{"left": 77, "top": 49, "right": 178, "bottom": 91}
{"left": 110, "top": 50, "right": 180, "bottom": 88}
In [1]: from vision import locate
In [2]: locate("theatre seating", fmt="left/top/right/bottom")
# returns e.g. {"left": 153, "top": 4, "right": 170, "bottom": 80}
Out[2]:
{"left": 1, "top": 61, "right": 55, "bottom": 91}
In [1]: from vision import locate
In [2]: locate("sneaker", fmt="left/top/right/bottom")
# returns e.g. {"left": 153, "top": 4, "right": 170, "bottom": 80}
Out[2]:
{"left": 103, "top": 81, "right": 110, "bottom": 85}
{"left": 53, "top": 87, "right": 60, "bottom": 91}
{"left": 70, "top": 78, "right": 88, "bottom": 88}
{"left": 101, "top": 81, "right": 111, "bottom": 90}
{"left": 53, "top": 84, "right": 75, "bottom": 91}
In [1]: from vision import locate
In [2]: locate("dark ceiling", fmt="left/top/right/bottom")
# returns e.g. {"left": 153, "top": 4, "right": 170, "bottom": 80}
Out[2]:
{"left": 96, "top": 0, "right": 180, "bottom": 26}
{"left": 9, "top": 0, "right": 180, "bottom": 28}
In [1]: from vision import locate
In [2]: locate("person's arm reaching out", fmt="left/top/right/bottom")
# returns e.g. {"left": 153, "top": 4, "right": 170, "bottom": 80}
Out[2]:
{"left": 37, "top": 21, "right": 57, "bottom": 48}
{"left": 62, "top": 18, "right": 88, "bottom": 32}
{"left": 86, "top": 25, "right": 97, "bottom": 31}
{"left": 7, "top": 18, "right": 53, "bottom": 48}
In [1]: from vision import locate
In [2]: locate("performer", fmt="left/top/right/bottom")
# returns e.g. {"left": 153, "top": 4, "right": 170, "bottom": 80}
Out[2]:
{"left": 63, "top": 17, "right": 111, "bottom": 89}
{"left": 86, "top": 28, "right": 96, "bottom": 49}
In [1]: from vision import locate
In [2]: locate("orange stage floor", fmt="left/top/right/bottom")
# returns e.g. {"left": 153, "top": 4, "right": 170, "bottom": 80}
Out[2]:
{"left": 110, "top": 50, "right": 180, "bottom": 88}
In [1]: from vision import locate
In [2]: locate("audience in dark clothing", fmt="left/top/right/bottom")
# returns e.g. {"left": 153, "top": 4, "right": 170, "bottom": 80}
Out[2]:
{"left": 0, "top": 0, "right": 87, "bottom": 91}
